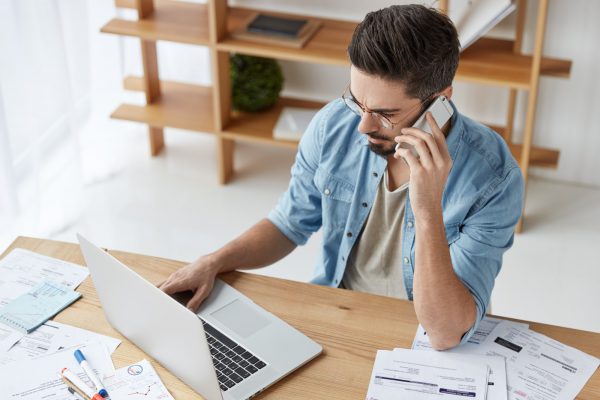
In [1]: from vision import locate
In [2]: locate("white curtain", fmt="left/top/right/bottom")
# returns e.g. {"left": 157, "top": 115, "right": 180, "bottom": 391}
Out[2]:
{"left": 0, "top": 0, "right": 93, "bottom": 246}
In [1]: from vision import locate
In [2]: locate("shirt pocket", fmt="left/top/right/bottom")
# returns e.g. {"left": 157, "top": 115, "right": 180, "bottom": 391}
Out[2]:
{"left": 314, "top": 168, "right": 355, "bottom": 229}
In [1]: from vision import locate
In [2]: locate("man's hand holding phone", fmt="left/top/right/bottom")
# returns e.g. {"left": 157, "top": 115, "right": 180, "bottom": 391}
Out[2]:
{"left": 394, "top": 110, "right": 453, "bottom": 221}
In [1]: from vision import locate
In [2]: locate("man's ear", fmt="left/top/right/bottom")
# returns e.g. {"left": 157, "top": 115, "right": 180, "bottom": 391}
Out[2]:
{"left": 440, "top": 86, "right": 453, "bottom": 100}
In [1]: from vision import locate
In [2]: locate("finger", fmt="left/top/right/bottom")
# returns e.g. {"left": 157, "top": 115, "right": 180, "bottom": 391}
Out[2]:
{"left": 161, "top": 278, "right": 186, "bottom": 295}
{"left": 394, "top": 135, "right": 433, "bottom": 168}
{"left": 396, "top": 147, "right": 421, "bottom": 171}
{"left": 156, "top": 279, "right": 166, "bottom": 289}
{"left": 425, "top": 112, "right": 451, "bottom": 161}
{"left": 400, "top": 124, "right": 443, "bottom": 164}
{"left": 187, "top": 286, "right": 209, "bottom": 311}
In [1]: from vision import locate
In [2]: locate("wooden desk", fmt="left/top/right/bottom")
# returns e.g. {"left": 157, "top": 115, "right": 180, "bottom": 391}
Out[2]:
{"left": 2, "top": 237, "right": 599, "bottom": 399}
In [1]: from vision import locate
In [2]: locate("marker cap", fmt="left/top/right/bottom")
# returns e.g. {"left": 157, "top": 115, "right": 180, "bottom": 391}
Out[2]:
{"left": 74, "top": 349, "right": 86, "bottom": 363}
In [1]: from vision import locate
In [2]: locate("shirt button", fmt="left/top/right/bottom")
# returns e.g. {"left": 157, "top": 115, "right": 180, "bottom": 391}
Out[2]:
{"left": 362, "top": 202, "right": 368, "bottom": 208}
{"left": 346, "top": 232, "right": 353, "bottom": 238}
{"left": 373, "top": 172, "right": 378, "bottom": 178}
{"left": 407, "top": 220, "right": 414, "bottom": 228}
{"left": 342, "top": 256, "right": 345, "bottom": 261}
{"left": 403, "top": 257, "right": 410, "bottom": 264}
{"left": 324, "top": 188, "right": 331, "bottom": 196}
{"left": 334, "top": 279, "right": 338, "bottom": 285}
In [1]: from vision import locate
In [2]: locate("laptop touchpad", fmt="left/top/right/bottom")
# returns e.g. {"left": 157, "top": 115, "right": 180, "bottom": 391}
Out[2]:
{"left": 211, "top": 299, "right": 270, "bottom": 338}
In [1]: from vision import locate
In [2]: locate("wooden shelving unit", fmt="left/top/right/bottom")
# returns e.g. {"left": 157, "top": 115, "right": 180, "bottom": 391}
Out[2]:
{"left": 102, "top": 0, "right": 210, "bottom": 45}
{"left": 114, "top": 76, "right": 215, "bottom": 132}
{"left": 101, "top": 0, "right": 571, "bottom": 231}
{"left": 223, "top": 97, "right": 325, "bottom": 148}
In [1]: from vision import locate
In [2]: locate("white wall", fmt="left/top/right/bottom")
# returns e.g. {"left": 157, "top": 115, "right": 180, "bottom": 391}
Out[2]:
{"left": 117, "top": 0, "right": 600, "bottom": 187}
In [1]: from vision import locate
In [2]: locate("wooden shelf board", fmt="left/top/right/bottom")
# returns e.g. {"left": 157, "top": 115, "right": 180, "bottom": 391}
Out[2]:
{"left": 222, "top": 97, "right": 325, "bottom": 148}
{"left": 219, "top": 10, "right": 571, "bottom": 88}
{"left": 458, "top": 38, "right": 571, "bottom": 89}
{"left": 487, "top": 124, "right": 560, "bottom": 169}
{"left": 217, "top": 7, "right": 354, "bottom": 66}
{"left": 111, "top": 76, "right": 215, "bottom": 132}
{"left": 509, "top": 143, "right": 560, "bottom": 169}
{"left": 105, "top": 5, "right": 571, "bottom": 87}
{"left": 540, "top": 57, "right": 572, "bottom": 79}
{"left": 114, "top": 0, "right": 137, "bottom": 8}
{"left": 101, "top": 0, "right": 210, "bottom": 45}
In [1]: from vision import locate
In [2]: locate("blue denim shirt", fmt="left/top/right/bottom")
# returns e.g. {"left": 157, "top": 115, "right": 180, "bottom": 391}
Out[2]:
{"left": 268, "top": 98, "right": 524, "bottom": 343}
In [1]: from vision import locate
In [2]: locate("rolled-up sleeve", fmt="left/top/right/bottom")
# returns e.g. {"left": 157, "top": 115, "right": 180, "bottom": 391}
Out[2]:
{"left": 268, "top": 102, "right": 335, "bottom": 245}
{"left": 450, "top": 166, "right": 524, "bottom": 344}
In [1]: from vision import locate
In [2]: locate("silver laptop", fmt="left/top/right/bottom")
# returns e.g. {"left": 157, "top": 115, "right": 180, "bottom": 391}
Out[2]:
{"left": 77, "top": 234, "right": 322, "bottom": 400}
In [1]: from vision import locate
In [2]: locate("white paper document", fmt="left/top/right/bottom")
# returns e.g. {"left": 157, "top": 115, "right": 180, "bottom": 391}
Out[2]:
{"left": 449, "top": 0, "right": 516, "bottom": 49}
{"left": 0, "top": 341, "right": 115, "bottom": 399}
{"left": 402, "top": 342, "right": 507, "bottom": 400}
{"left": 103, "top": 359, "right": 174, "bottom": 400}
{"left": 0, "top": 248, "right": 89, "bottom": 307}
{"left": 0, "top": 324, "right": 23, "bottom": 352}
{"left": 412, "top": 317, "right": 528, "bottom": 351}
{"left": 51, "top": 320, "right": 121, "bottom": 354}
{"left": 273, "top": 107, "right": 318, "bottom": 141}
{"left": 366, "top": 348, "right": 490, "bottom": 400}
{"left": 482, "top": 321, "right": 600, "bottom": 400}
{"left": 0, "top": 320, "right": 121, "bottom": 366}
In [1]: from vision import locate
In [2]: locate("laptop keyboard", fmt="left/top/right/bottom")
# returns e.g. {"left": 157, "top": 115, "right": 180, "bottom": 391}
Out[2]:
{"left": 201, "top": 319, "right": 267, "bottom": 392}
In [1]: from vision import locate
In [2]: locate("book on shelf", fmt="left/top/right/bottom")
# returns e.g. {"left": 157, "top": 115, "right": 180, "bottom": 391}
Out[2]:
{"left": 273, "top": 107, "right": 319, "bottom": 141}
{"left": 231, "top": 13, "right": 322, "bottom": 49}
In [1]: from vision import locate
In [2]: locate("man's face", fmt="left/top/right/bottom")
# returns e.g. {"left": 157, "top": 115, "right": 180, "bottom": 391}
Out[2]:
{"left": 349, "top": 66, "right": 425, "bottom": 156}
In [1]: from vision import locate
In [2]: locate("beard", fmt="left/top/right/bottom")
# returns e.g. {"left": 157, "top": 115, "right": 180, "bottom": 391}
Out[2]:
{"left": 365, "top": 131, "right": 396, "bottom": 156}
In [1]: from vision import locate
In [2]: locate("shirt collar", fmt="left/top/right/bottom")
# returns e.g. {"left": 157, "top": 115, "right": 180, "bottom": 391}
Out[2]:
{"left": 445, "top": 100, "right": 464, "bottom": 163}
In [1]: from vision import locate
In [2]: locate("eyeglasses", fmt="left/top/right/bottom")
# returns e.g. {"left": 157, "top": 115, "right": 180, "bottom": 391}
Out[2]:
{"left": 341, "top": 85, "right": 432, "bottom": 130}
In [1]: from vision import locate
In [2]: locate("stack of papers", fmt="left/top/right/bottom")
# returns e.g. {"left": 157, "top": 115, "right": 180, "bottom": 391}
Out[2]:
{"left": 0, "top": 340, "right": 115, "bottom": 399}
{"left": 479, "top": 321, "right": 599, "bottom": 400}
{"left": 367, "top": 348, "right": 495, "bottom": 399}
{"left": 367, "top": 317, "right": 600, "bottom": 400}
{"left": 0, "top": 320, "right": 121, "bottom": 366}
{"left": 0, "top": 248, "right": 89, "bottom": 307}
{"left": 0, "top": 248, "right": 89, "bottom": 349}
{"left": 0, "top": 248, "right": 174, "bottom": 400}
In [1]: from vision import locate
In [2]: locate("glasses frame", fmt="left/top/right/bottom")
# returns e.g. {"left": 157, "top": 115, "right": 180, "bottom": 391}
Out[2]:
{"left": 341, "top": 85, "right": 434, "bottom": 130}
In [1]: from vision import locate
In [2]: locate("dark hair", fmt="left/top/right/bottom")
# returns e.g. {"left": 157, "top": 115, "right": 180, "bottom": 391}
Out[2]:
{"left": 348, "top": 4, "right": 460, "bottom": 101}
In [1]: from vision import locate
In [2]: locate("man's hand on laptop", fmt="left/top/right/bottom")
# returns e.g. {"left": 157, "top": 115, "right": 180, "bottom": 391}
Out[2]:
{"left": 158, "top": 256, "right": 219, "bottom": 311}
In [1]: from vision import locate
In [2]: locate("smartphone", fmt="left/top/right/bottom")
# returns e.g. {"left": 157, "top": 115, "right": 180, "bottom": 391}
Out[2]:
{"left": 395, "top": 95, "right": 454, "bottom": 155}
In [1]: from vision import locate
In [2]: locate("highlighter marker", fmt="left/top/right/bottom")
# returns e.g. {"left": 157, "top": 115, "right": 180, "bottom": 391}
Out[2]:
{"left": 61, "top": 368, "right": 104, "bottom": 400}
{"left": 74, "top": 349, "right": 109, "bottom": 398}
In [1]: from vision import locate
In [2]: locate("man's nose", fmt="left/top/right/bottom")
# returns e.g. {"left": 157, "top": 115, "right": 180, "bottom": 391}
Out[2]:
{"left": 357, "top": 112, "right": 380, "bottom": 134}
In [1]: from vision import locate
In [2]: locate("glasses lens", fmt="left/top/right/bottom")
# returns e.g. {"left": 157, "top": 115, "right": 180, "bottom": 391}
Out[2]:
{"left": 375, "top": 114, "right": 392, "bottom": 129}
{"left": 342, "top": 90, "right": 395, "bottom": 129}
